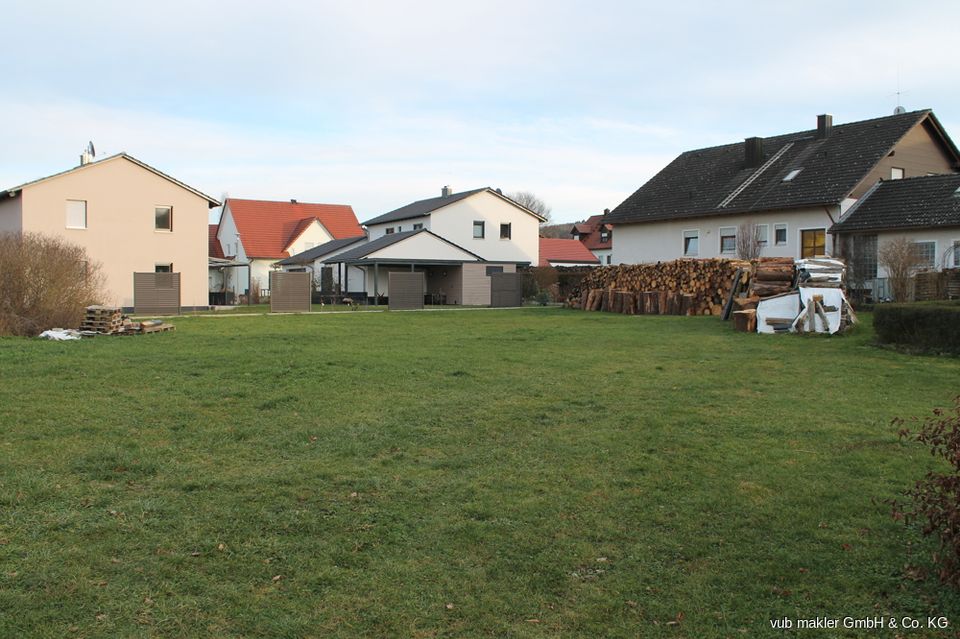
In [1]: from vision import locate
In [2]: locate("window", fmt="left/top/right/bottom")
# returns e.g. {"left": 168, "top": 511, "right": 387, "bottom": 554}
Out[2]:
{"left": 413, "top": 223, "right": 423, "bottom": 230}
{"left": 850, "top": 234, "right": 878, "bottom": 280}
{"left": 485, "top": 266, "right": 503, "bottom": 276}
{"left": 473, "top": 221, "right": 485, "bottom": 239}
{"left": 954, "top": 240, "right": 960, "bottom": 267}
{"left": 719, "top": 226, "right": 736, "bottom": 253}
{"left": 155, "top": 263, "right": 173, "bottom": 273}
{"left": 600, "top": 230, "right": 610, "bottom": 243}
{"left": 891, "top": 167, "right": 905, "bottom": 180}
{"left": 155, "top": 206, "right": 172, "bottom": 231}
{"left": 775, "top": 223, "right": 788, "bottom": 246}
{"left": 783, "top": 168, "right": 803, "bottom": 182}
{"left": 500, "top": 223, "right": 511, "bottom": 239}
{"left": 912, "top": 241, "right": 936, "bottom": 269}
{"left": 385, "top": 227, "right": 395, "bottom": 235}
{"left": 683, "top": 230, "right": 699, "bottom": 256}
{"left": 756, "top": 224, "right": 769, "bottom": 246}
{"left": 606, "top": 255, "right": 612, "bottom": 265}
{"left": 801, "top": 228, "right": 826, "bottom": 258}
{"left": 66, "top": 200, "right": 87, "bottom": 229}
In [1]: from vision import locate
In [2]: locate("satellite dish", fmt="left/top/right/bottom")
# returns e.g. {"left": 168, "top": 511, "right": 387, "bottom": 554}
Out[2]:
{"left": 893, "top": 105, "right": 906, "bottom": 115}
{"left": 86, "top": 141, "right": 96, "bottom": 157}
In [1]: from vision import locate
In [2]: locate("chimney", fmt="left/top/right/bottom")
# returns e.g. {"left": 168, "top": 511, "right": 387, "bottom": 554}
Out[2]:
{"left": 817, "top": 114, "right": 833, "bottom": 138}
{"left": 290, "top": 199, "right": 298, "bottom": 204}
{"left": 744, "top": 137, "right": 765, "bottom": 168}
{"left": 79, "top": 151, "right": 93, "bottom": 166}
{"left": 441, "top": 185, "right": 452, "bottom": 198}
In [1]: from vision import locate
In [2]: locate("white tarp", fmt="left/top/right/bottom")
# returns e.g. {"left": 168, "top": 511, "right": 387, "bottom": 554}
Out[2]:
{"left": 756, "top": 292, "right": 801, "bottom": 334}
{"left": 37, "top": 329, "right": 81, "bottom": 341}
{"left": 793, "top": 287, "right": 848, "bottom": 334}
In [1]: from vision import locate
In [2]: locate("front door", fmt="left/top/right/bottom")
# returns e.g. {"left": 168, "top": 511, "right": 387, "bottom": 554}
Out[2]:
{"left": 801, "top": 229, "right": 826, "bottom": 258}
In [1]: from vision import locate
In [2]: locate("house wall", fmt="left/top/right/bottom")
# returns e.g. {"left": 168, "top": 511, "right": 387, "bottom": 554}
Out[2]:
{"left": 850, "top": 121, "right": 958, "bottom": 198}
{"left": 429, "top": 191, "right": 539, "bottom": 264}
{"left": 871, "top": 228, "right": 960, "bottom": 275}
{"left": 367, "top": 215, "right": 430, "bottom": 240}
{"left": 613, "top": 207, "right": 840, "bottom": 264}
{"left": 19, "top": 156, "right": 210, "bottom": 308}
{"left": 592, "top": 248, "right": 612, "bottom": 265}
{"left": 285, "top": 222, "right": 333, "bottom": 257}
{"left": 372, "top": 232, "right": 479, "bottom": 261}
{"left": 0, "top": 196, "right": 22, "bottom": 233}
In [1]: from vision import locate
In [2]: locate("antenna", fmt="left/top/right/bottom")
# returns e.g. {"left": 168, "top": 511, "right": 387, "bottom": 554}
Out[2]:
{"left": 891, "top": 67, "right": 908, "bottom": 114}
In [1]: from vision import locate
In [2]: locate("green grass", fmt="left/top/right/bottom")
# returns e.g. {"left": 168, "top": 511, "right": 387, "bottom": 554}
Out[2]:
{"left": 1, "top": 309, "right": 958, "bottom": 637}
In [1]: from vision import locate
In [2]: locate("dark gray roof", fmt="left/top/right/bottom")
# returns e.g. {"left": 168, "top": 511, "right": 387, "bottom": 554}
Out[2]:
{"left": 324, "top": 228, "right": 484, "bottom": 263}
{"left": 605, "top": 110, "right": 960, "bottom": 225}
{"left": 830, "top": 174, "right": 960, "bottom": 233}
{"left": 362, "top": 188, "right": 488, "bottom": 226}
{"left": 275, "top": 235, "right": 367, "bottom": 265}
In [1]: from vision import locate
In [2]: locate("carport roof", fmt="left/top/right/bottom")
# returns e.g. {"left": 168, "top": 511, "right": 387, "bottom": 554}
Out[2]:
{"left": 325, "top": 229, "right": 487, "bottom": 264}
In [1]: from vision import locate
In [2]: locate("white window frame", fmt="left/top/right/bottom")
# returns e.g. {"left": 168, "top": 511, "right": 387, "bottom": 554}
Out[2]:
{"left": 682, "top": 229, "right": 699, "bottom": 257}
{"left": 66, "top": 199, "right": 87, "bottom": 229}
{"left": 155, "top": 263, "right": 173, "bottom": 273}
{"left": 756, "top": 224, "right": 769, "bottom": 246}
{"left": 890, "top": 167, "right": 905, "bottom": 180}
{"left": 500, "top": 223, "right": 512, "bottom": 240}
{"left": 473, "top": 220, "right": 485, "bottom": 239}
{"left": 385, "top": 227, "right": 395, "bottom": 235}
{"left": 155, "top": 205, "right": 173, "bottom": 232}
{"left": 719, "top": 226, "right": 736, "bottom": 254}
{"left": 912, "top": 240, "right": 937, "bottom": 270}
{"left": 774, "top": 223, "right": 788, "bottom": 246}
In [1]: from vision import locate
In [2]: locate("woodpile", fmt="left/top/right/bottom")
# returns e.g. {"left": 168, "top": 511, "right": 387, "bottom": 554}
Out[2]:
{"left": 749, "top": 258, "right": 795, "bottom": 298}
{"left": 570, "top": 258, "right": 749, "bottom": 316}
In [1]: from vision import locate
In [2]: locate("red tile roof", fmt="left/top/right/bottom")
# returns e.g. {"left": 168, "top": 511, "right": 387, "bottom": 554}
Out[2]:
{"left": 538, "top": 238, "right": 600, "bottom": 266}
{"left": 209, "top": 224, "right": 225, "bottom": 258}
{"left": 226, "top": 198, "right": 363, "bottom": 259}
{"left": 572, "top": 214, "right": 613, "bottom": 250}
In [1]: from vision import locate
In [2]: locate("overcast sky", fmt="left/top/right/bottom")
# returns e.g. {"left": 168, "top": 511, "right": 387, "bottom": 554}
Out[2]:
{"left": 2, "top": 0, "right": 958, "bottom": 224}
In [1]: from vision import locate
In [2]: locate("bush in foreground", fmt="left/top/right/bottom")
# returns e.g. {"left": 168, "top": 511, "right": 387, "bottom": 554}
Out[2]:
{"left": 873, "top": 301, "right": 960, "bottom": 354}
{"left": 890, "top": 397, "right": 960, "bottom": 588}
{"left": 0, "top": 231, "right": 104, "bottom": 336}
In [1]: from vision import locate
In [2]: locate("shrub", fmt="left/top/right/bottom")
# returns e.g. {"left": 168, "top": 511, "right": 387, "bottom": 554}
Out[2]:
{"left": 890, "top": 397, "right": 960, "bottom": 588}
{"left": 0, "top": 232, "right": 104, "bottom": 336}
{"left": 873, "top": 301, "right": 960, "bottom": 354}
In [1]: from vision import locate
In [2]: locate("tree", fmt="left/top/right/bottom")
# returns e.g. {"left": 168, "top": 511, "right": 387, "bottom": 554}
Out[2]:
{"left": 878, "top": 236, "right": 923, "bottom": 302}
{"left": 736, "top": 221, "right": 762, "bottom": 260}
{"left": 508, "top": 191, "right": 552, "bottom": 224}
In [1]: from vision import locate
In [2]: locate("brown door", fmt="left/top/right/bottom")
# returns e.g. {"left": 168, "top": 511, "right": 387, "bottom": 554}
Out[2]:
{"left": 801, "top": 229, "right": 825, "bottom": 258}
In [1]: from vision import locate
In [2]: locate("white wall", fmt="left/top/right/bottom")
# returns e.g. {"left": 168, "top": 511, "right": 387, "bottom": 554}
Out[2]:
{"left": 875, "top": 228, "right": 960, "bottom": 276}
{"left": 429, "top": 191, "right": 540, "bottom": 264}
{"left": 285, "top": 220, "right": 333, "bottom": 256}
{"left": 592, "top": 248, "right": 612, "bottom": 265}
{"left": 367, "top": 215, "right": 430, "bottom": 240}
{"left": 0, "top": 196, "right": 22, "bottom": 233}
{"left": 613, "top": 207, "right": 841, "bottom": 264}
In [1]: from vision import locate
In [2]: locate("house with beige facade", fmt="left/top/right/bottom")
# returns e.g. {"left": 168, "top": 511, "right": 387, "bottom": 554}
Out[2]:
{"left": 604, "top": 110, "right": 960, "bottom": 264}
{"left": 0, "top": 153, "right": 219, "bottom": 309}
{"left": 319, "top": 186, "right": 544, "bottom": 304}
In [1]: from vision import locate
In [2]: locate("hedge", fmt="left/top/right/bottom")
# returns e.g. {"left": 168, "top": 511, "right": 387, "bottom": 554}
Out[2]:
{"left": 873, "top": 300, "right": 960, "bottom": 354}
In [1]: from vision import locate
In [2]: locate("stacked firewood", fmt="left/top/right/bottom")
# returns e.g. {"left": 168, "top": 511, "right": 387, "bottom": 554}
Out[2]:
{"left": 571, "top": 259, "right": 749, "bottom": 316}
{"left": 748, "top": 258, "right": 795, "bottom": 298}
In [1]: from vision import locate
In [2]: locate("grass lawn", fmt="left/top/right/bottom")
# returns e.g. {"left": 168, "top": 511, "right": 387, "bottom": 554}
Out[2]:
{"left": 1, "top": 308, "right": 958, "bottom": 637}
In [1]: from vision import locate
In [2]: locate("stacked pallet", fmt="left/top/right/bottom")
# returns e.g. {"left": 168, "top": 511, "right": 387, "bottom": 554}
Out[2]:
{"left": 749, "top": 258, "right": 795, "bottom": 298}
{"left": 122, "top": 319, "right": 176, "bottom": 335}
{"left": 572, "top": 258, "right": 749, "bottom": 316}
{"left": 80, "top": 306, "right": 124, "bottom": 334}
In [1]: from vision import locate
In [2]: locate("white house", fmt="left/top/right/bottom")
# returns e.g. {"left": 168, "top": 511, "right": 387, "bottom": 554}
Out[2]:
{"left": 318, "top": 186, "right": 544, "bottom": 304}
{"left": 274, "top": 235, "right": 368, "bottom": 296}
{"left": 605, "top": 110, "right": 960, "bottom": 264}
{"left": 213, "top": 198, "right": 363, "bottom": 301}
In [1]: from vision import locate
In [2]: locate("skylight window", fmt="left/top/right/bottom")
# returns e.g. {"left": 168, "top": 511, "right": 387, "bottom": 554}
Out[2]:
{"left": 782, "top": 168, "right": 803, "bottom": 182}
